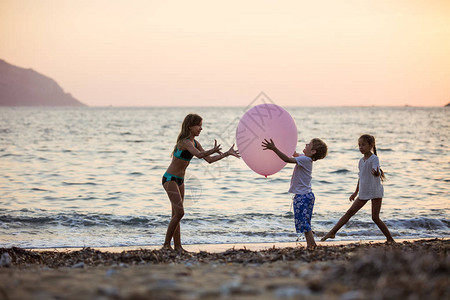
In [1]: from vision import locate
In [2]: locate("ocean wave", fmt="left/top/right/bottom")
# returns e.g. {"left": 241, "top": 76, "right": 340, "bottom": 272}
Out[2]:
{"left": 331, "top": 169, "right": 351, "bottom": 174}
{"left": 316, "top": 180, "right": 333, "bottom": 184}
{"left": 0, "top": 208, "right": 448, "bottom": 234}
{"left": 389, "top": 218, "right": 449, "bottom": 230}
{"left": 30, "top": 188, "right": 50, "bottom": 192}
{"left": 125, "top": 140, "right": 146, "bottom": 143}
{"left": 129, "top": 172, "right": 144, "bottom": 176}
{"left": 0, "top": 153, "right": 22, "bottom": 158}
{"left": 62, "top": 182, "right": 97, "bottom": 186}
{"left": 0, "top": 212, "right": 168, "bottom": 228}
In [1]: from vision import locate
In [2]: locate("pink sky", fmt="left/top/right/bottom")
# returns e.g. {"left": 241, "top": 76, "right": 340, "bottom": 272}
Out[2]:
{"left": 1, "top": 0, "right": 449, "bottom": 107}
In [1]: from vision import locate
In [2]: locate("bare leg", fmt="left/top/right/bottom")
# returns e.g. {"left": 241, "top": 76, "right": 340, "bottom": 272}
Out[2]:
{"left": 163, "top": 181, "right": 184, "bottom": 249}
{"left": 321, "top": 199, "right": 368, "bottom": 241}
{"left": 173, "top": 184, "right": 185, "bottom": 251}
{"left": 371, "top": 198, "right": 395, "bottom": 243}
{"left": 305, "top": 231, "right": 317, "bottom": 249}
{"left": 169, "top": 206, "right": 182, "bottom": 250}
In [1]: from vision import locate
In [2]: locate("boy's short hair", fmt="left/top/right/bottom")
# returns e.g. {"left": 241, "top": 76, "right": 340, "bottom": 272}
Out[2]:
{"left": 311, "top": 138, "right": 327, "bottom": 161}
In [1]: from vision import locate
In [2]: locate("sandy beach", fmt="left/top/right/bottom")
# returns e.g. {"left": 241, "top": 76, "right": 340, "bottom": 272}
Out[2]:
{"left": 0, "top": 238, "right": 448, "bottom": 300}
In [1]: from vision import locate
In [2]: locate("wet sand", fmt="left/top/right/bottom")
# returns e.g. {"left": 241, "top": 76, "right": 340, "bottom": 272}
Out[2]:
{"left": 28, "top": 238, "right": 426, "bottom": 253}
{"left": 0, "top": 238, "right": 448, "bottom": 300}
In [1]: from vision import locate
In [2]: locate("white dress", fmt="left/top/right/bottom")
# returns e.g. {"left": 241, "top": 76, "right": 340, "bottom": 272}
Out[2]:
{"left": 358, "top": 154, "right": 384, "bottom": 200}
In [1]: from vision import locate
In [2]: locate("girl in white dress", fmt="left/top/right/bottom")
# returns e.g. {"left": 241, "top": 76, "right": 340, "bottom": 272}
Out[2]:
{"left": 321, "top": 134, "right": 395, "bottom": 243}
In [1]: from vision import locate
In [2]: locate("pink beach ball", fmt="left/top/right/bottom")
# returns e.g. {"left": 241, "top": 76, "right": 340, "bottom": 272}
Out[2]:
{"left": 236, "top": 104, "right": 298, "bottom": 177}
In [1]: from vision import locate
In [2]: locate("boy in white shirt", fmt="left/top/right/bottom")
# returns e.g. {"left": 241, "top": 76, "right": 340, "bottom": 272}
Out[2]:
{"left": 262, "top": 138, "right": 328, "bottom": 249}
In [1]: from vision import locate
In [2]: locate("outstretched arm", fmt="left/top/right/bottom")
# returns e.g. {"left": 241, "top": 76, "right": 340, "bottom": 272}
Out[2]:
{"left": 184, "top": 139, "right": 222, "bottom": 159}
{"left": 197, "top": 142, "right": 240, "bottom": 164}
{"left": 261, "top": 139, "right": 296, "bottom": 163}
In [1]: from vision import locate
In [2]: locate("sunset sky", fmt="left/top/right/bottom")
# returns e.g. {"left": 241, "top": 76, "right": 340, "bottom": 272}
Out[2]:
{"left": 1, "top": 0, "right": 449, "bottom": 107}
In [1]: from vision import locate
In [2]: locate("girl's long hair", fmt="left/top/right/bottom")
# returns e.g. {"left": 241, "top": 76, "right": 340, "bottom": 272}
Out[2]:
{"left": 173, "top": 114, "right": 202, "bottom": 155}
{"left": 359, "top": 134, "right": 386, "bottom": 181}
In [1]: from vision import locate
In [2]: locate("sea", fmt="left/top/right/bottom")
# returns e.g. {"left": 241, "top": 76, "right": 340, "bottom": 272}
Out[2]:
{"left": 0, "top": 106, "right": 449, "bottom": 249}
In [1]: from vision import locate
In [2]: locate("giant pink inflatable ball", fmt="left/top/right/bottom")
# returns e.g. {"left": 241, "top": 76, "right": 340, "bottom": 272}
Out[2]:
{"left": 236, "top": 104, "right": 298, "bottom": 177}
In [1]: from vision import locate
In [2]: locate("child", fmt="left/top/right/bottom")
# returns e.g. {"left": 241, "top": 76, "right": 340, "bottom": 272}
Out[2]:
{"left": 262, "top": 138, "right": 328, "bottom": 249}
{"left": 321, "top": 134, "right": 395, "bottom": 243}
{"left": 162, "top": 114, "right": 240, "bottom": 252}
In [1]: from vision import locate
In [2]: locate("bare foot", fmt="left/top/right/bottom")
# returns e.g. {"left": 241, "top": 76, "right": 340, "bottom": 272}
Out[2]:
{"left": 161, "top": 244, "right": 173, "bottom": 251}
{"left": 386, "top": 239, "right": 396, "bottom": 244}
{"left": 320, "top": 233, "right": 335, "bottom": 242}
{"left": 175, "top": 247, "right": 189, "bottom": 254}
{"left": 306, "top": 241, "right": 317, "bottom": 250}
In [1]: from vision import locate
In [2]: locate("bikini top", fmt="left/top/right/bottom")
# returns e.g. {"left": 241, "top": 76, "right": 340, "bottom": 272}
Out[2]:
{"left": 173, "top": 140, "right": 197, "bottom": 161}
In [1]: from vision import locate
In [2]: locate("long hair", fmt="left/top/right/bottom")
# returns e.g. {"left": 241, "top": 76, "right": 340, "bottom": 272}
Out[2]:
{"left": 359, "top": 134, "right": 386, "bottom": 181}
{"left": 173, "top": 114, "right": 202, "bottom": 155}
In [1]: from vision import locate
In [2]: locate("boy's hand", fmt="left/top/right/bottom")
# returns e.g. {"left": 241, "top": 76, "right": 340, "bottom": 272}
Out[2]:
{"left": 261, "top": 139, "right": 276, "bottom": 151}
{"left": 349, "top": 192, "right": 357, "bottom": 202}
{"left": 262, "top": 138, "right": 296, "bottom": 164}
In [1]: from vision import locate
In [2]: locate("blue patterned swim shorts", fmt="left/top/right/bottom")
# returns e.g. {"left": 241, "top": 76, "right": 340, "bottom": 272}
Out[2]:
{"left": 293, "top": 192, "right": 315, "bottom": 233}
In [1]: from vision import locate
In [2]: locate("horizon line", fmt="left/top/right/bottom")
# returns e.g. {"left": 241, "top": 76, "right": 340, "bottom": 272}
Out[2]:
{"left": 1, "top": 104, "right": 448, "bottom": 108}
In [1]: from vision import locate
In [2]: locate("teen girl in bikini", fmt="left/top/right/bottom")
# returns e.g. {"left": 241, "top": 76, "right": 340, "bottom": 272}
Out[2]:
{"left": 162, "top": 114, "right": 240, "bottom": 252}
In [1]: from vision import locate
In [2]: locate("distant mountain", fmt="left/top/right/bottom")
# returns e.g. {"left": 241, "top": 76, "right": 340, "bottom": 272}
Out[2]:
{"left": 0, "top": 59, "right": 86, "bottom": 106}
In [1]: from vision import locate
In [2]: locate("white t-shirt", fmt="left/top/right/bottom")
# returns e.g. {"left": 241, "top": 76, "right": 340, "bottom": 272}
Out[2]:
{"left": 358, "top": 154, "right": 384, "bottom": 200}
{"left": 289, "top": 155, "right": 313, "bottom": 195}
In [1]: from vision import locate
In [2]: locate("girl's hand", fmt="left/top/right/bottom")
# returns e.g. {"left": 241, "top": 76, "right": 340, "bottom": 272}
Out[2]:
{"left": 349, "top": 192, "right": 357, "bottom": 202}
{"left": 226, "top": 144, "right": 241, "bottom": 158}
{"left": 371, "top": 168, "right": 380, "bottom": 177}
{"left": 212, "top": 139, "right": 222, "bottom": 154}
{"left": 261, "top": 139, "right": 276, "bottom": 151}
{"left": 293, "top": 151, "right": 300, "bottom": 157}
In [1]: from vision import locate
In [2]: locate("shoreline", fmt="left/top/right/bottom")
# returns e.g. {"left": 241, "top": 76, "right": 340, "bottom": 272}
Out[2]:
{"left": 27, "top": 237, "right": 447, "bottom": 253}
